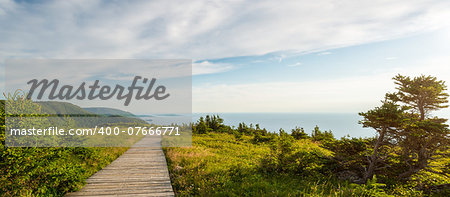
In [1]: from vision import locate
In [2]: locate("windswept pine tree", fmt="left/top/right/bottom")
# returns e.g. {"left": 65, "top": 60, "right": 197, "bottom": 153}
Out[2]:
{"left": 360, "top": 74, "right": 450, "bottom": 181}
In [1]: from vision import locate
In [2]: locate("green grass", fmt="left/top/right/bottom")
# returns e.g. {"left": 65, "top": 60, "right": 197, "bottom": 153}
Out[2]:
{"left": 0, "top": 96, "right": 148, "bottom": 196}
{"left": 1, "top": 138, "right": 140, "bottom": 196}
{"left": 164, "top": 133, "right": 396, "bottom": 196}
{"left": 0, "top": 146, "right": 128, "bottom": 196}
{"left": 163, "top": 132, "right": 449, "bottom": 196}
{"left": 0, "top": 125, "right": 143, "bottom": 196}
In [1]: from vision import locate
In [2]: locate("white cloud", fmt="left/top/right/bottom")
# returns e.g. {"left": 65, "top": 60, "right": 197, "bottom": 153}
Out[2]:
{"left": 193, "top": 57, "right": 450, "bottom": 113}
{"left": 2, "top": 59, "right": 192, "bottom": 95}
{"left": 393, "top": 56, "right": 450, "bottom": 84}
{"left": 193, "top": 61, "right": 233, "bottom": 75}
{"left": 0, "top": 0, "right": 449, "bottom": 60}
{"left": 287, "top": 62, "right": 302, "bottom": 67}
{"left": 2, "top": 0, "right": 450, "bottom": 113}
{"left": 193, "top": 74, "right": 395, "bottom": 113}
{"left": 318, "top": 52, "right": 332, "bottom": 56}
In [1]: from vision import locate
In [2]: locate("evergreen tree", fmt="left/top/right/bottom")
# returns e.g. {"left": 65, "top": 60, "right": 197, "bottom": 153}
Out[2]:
{"left": 360, "top": 74, "right": 449, "bottom": 180}
{"left": 291, "top": 127, "right": 309, "bottom": 140}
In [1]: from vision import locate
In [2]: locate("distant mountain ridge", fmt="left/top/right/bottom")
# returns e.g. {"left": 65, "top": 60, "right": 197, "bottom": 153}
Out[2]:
{"left": 35, "top": 101, "right": 146, "bottom": 127}
{"left": 83, "top": 107, "right": 136, "bottom": 117}
{"left": 38, "top": 101, "right": 93, "bottom": 115}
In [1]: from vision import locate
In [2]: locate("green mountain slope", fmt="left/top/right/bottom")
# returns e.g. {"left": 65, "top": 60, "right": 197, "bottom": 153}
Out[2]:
{"left": 38, "top": 101, "right": 93, "bottom": 115}
{"left": 35, "top": 101, "right": 146, "bottom": 127}
{"left": 83, "top": 107, "right": 135, "bottom": 117}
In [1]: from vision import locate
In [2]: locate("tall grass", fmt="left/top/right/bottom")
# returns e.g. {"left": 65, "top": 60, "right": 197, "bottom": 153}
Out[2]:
{"left": 164, "top": 132, "right": 427, "bottom": 196}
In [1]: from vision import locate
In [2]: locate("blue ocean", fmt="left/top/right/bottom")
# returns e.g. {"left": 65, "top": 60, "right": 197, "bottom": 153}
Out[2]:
{"left": 142, "top": 113, "right": 375, "bottom": 138}
{"left": 192, "top": 113, "right": 375, "bottom": 138}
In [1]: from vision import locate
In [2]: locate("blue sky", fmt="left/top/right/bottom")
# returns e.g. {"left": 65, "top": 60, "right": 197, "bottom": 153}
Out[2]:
{"left": 192, "top": 28, "right": 450, "bottom": 115}
{"left": 1, "top": 0, "right": 450, "bottom": 116}
{"left": 194, "top": 30, "right": 449, "bottom": 85}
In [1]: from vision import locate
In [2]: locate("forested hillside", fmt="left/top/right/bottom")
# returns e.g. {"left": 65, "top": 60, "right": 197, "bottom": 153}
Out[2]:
{"left": 83, "top": 107, "right": 136, "bottom": 117}
{"left": 37, "top": 101, "right": 146, "bottom": 127}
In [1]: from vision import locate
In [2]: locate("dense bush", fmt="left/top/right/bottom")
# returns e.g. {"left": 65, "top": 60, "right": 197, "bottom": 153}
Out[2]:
{"left": 0, "top": 145, "right": 127, "bottom": 196}
{"left": 0, "top": 100, "right": 4, "bottom": 144}
{"left": 165, "top": 132, "right": 432, "bottom": 196}
{"left": 311, "top": 125, "right": 335, "bottom": 145}
{"left": 0, "top": 93, "right": 127, "bottom": 196}
{"left": 260, "top": 133, "right": 332, "bottom": 175}
{"left": 290, "top": 126, "right": 309, "bottom": 140}
{"left": 185, "top": 115, "right": 449, "bottom": 195}
{"left": 324, "top": 137, "right": 373, "bottom": 180}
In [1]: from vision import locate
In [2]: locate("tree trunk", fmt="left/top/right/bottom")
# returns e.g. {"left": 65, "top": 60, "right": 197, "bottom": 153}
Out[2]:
{"left": 364, "top": 127, "right": 386, "bottom": 182}
{"left": 418, "top": 103, "right": 425, "bottom": 121}
{"left": 398, "top": 146, "right": 429, "bottom": 179}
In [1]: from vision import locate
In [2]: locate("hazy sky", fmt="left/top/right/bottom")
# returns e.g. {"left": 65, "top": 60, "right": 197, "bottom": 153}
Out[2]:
{"left": 1, "top": 0, "right": 450, "bottom": 115}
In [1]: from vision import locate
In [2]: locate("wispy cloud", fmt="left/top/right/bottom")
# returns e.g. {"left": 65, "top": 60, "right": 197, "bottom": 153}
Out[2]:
{"left": 193, "top": 61, "right": 234, "bottom": 75}
{"left": 193, "top": 74, "right": 395, "bottom": 113}
{"left": 318, "top": 52, "right": 332, "bottom": 56}
{"left": 1, "top": 0, "right": 450, "bottom": 114}
{"left": 1, "top": 0, "right": 449, "bottom": 60}
{"left": 287, "top": 62, "right": 302, "bottom": 67}
{"left": 192, "top": 53, "right": 450, "bottom": 113}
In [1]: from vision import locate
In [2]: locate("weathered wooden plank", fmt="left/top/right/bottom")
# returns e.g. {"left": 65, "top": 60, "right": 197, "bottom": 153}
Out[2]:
{"left": 68, "top": 189, "right": 174, "bottom": 195}
{"left": 66, "top": 136, "right": 174, "bottom": 197}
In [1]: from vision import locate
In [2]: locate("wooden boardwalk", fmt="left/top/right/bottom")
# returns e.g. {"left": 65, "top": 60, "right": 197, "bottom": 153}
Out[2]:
{"left": 66, "top": 137, "right": 174, "bottom": 197}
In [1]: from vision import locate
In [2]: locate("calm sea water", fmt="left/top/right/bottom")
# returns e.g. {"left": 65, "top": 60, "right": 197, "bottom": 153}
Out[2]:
{"left": 143, "top": 111, "right": 450, "bottom": 138}
{"left": 141, "top": 113, "right": 376, "bottom": 138}
{"left": 192, "top": 113, "right": 375, "bottom": 138}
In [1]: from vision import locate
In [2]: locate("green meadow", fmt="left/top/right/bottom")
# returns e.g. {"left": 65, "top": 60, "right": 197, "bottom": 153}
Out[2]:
{"left": 1, "top": 74, "right": 449, "bottom": 196}
{"left": 164, "top": 122, "right": 449, "bottom": 196}
{"left": 163, "top": 75, "right": 449, "bottom": 196}
{"left": 0, "top": 95, "right": 138, "bottom": 196}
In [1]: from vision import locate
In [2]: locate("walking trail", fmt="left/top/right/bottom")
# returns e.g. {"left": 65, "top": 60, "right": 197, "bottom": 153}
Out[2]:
{"left": 66, "top": 136, "right": 174, "bottom": 197}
